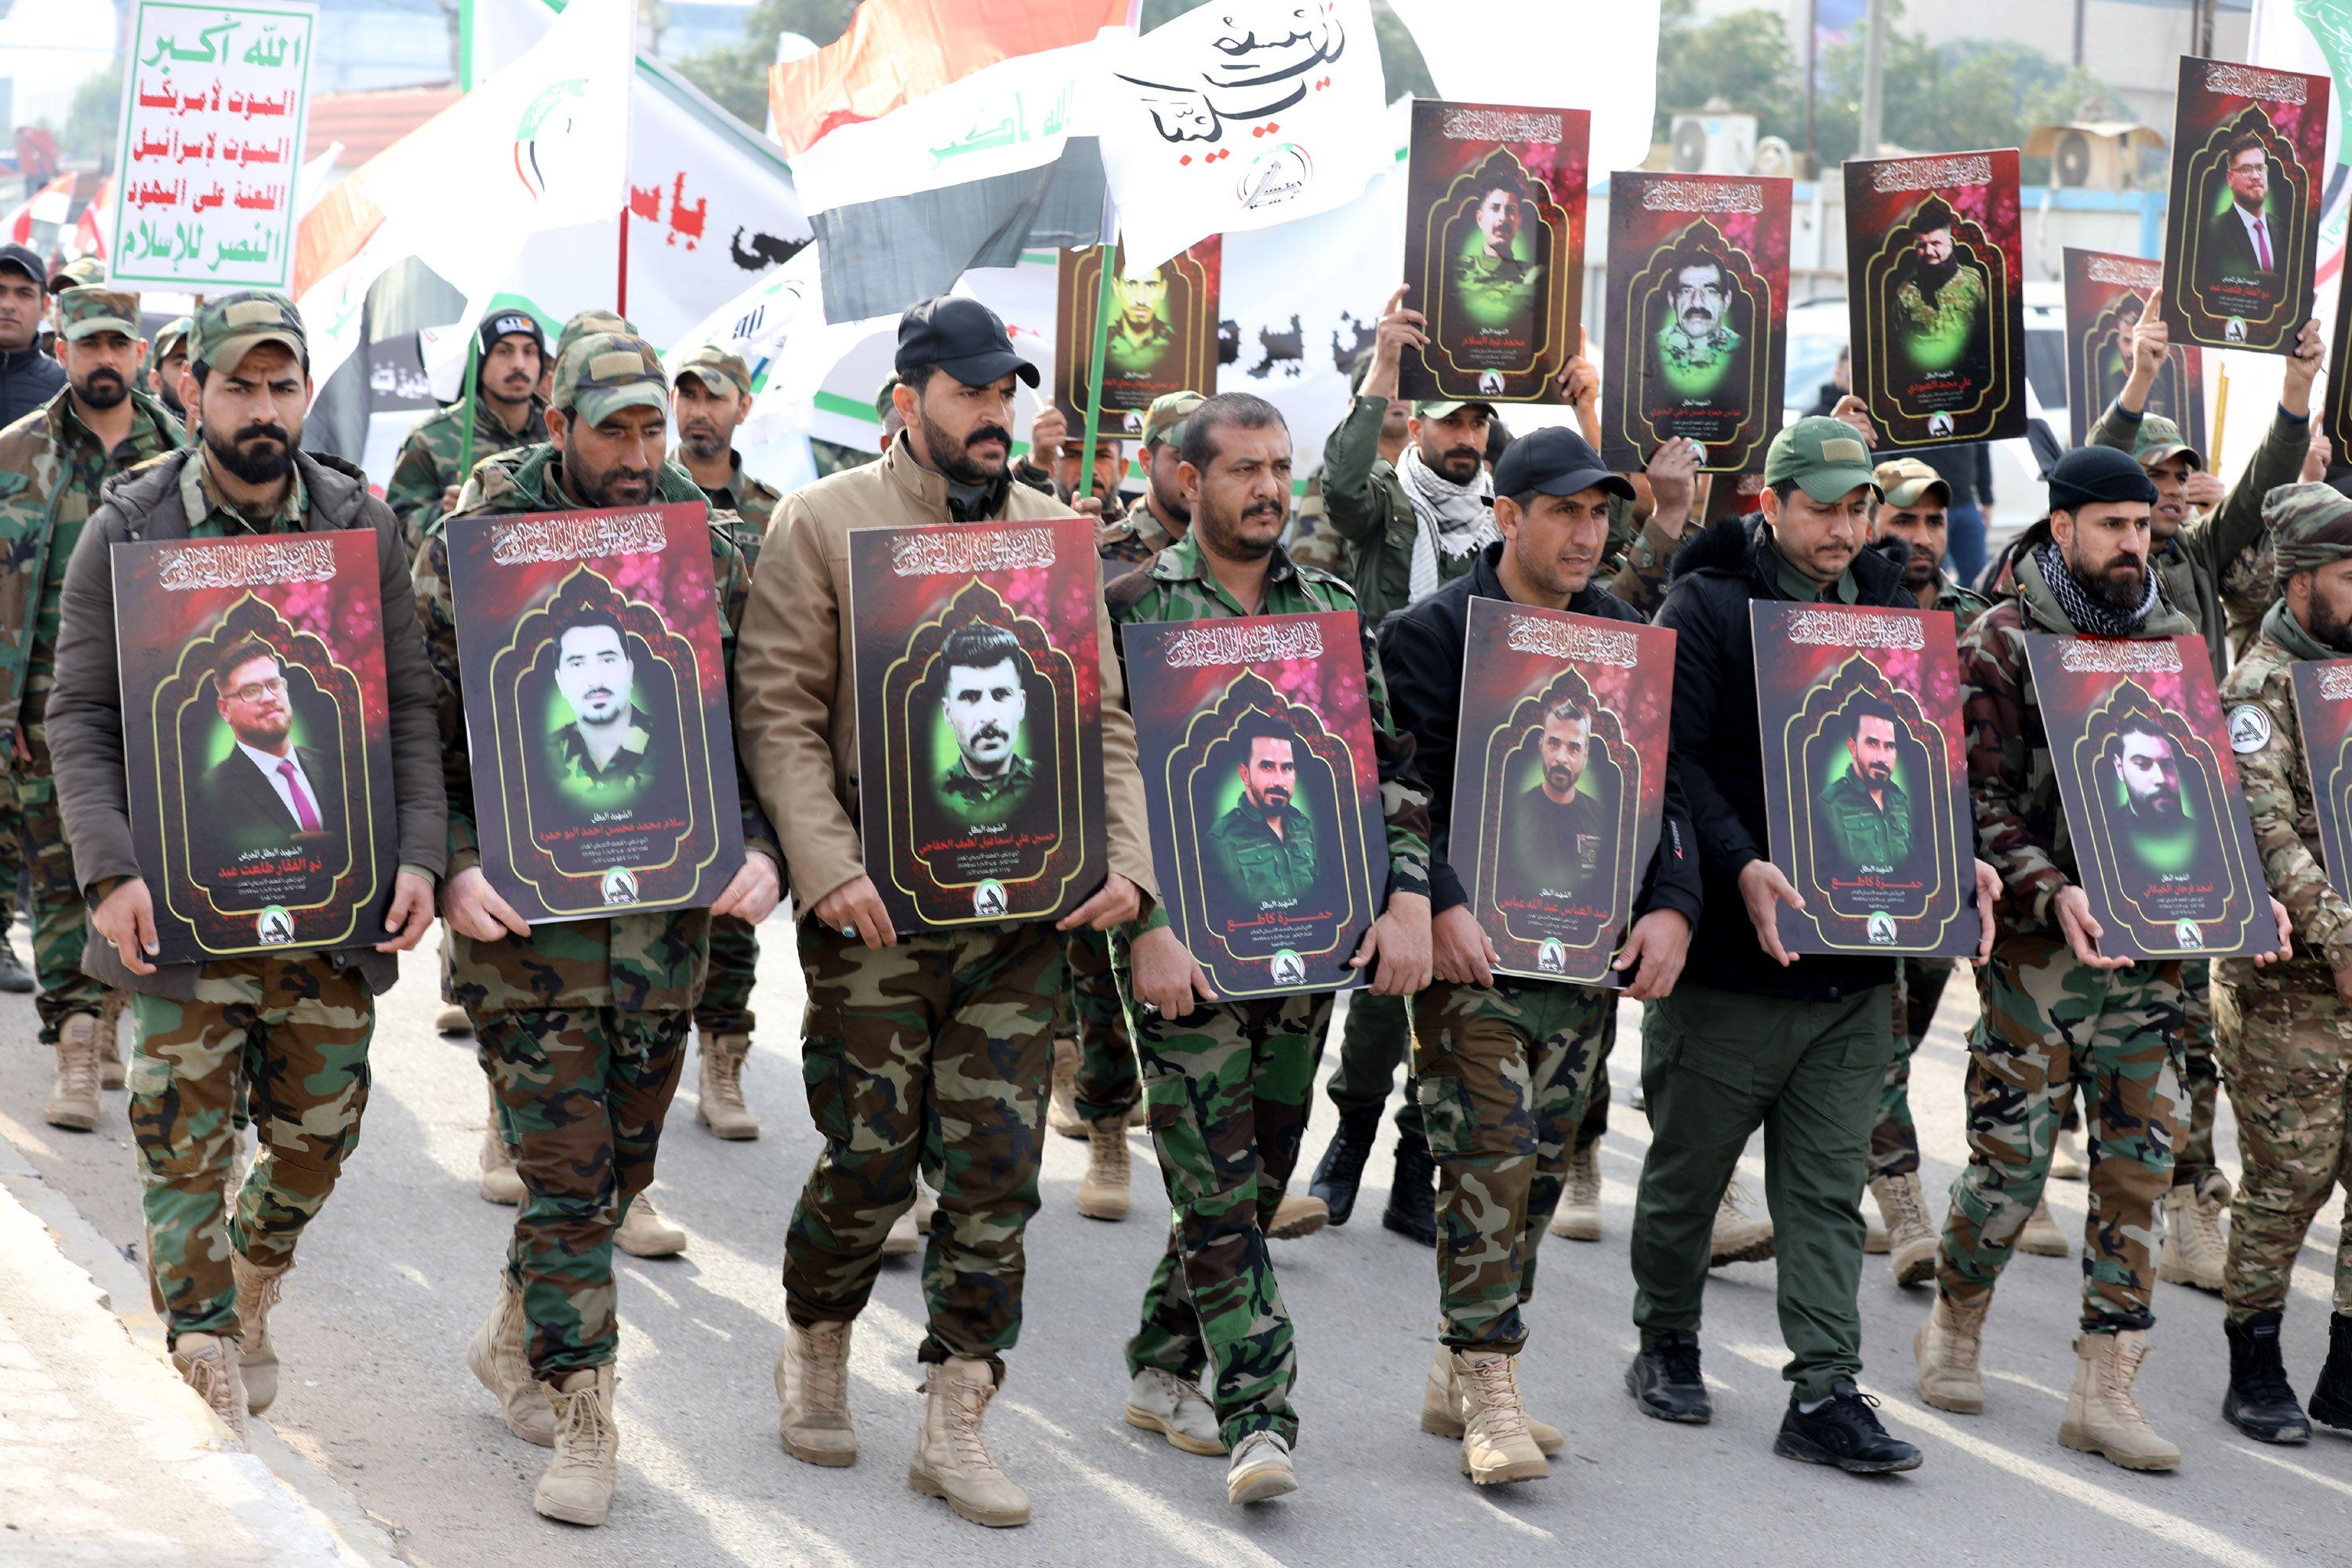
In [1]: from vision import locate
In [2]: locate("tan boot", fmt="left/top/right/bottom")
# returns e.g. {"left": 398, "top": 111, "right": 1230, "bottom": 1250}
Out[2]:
{"left": 44, "top": 1012, "right": 101, "bottom": 1131}
{"left": 2059, "top": 1330, "right": 2180, "bottom": 1471}
{"left": 1047, "top": 1037, "right": 1085, "bottom": 1139}
{"left": 695, "top": 1031, "right": 760, "bottom": 1141}
{"left": 96, "top": 989, "right": 128, "bottom": 1091}
{"left": 775, "top": 1319, "right": 857, "bottom": 1465}
{"left": 1454, "top": 1351, "right": 1549, "bottom": 1485}
{"left": 615, "top": 1193, "right": 686, "bottom": 1258}
{"left": 1549, "top": 1142, "right": 1602, "bottom": 1242}
{"left": 2158, "top": 1178, "right": 2227, "bottom": 1293}
{"left": 436, "top": 1003, "right": 473, "bottom": 1036}
{"left": 1870, "top": 1172, "right": 1939, "bottom": 1287}
{"left": 2017, "top": 1196, "right": 2068, "bottom": 1257}
{"left": 172, "top": 1331, "right": 249, "bottom": 1441}
{"left": 1269, "top": 1192, "right": 1329, "bottom": 1240}
{"left": 535, "top": 1367, "right": 619, "bottom": 1525}
{"left": 230, "top": 1252, "right": 289, "bottom": 1415}
{"left": 908, "top": 1356, "right": 1029, "bottom": 1527}
{"left": 884, "top": 1179, "right": 934, "bottom": 1258}
{"left": 1708, "top": 1179, "right": 1775, "bottom": 1266}
{"left": 479, "top": 1088, "right": 524, "bottom": 1206}
{"left": 1076, "top": 1116, "right": 1130, "bottom": 1221}
{"left": 1864, "top": 1215, "right": 1890, "bottom": 1254}
{"left": 1913, "top": 1293, "right": 1990, "bottom": 1414}
{"left": 469, "top": 1275, "right": 554, "bottom": 1445}
{"left": 2049, "top": 1124, "right": 2085, "bottom": 1180}
{"left": 1419, "top": 1342, "right": 1563, "bottom": 1454}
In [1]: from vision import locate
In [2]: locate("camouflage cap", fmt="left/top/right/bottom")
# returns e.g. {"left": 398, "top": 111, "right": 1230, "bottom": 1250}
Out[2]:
{"left": 1871, "top": 456, "right": 1950, "bottom": 510}
{"left": 673, "top": 343, "right": 751, "bottom": 397}
{"left": 1764, "top": 416, "right": 1881, "bottom": 504}
{"left": 150, "top": 314, "right": 193, "bottom": 361}
{"left": 2129, "top": 412, "right": 2201, "bottom": 471}
{"left": 874, "top": 372, "right": 902, "bottom": 420}
{"left": 55, "top": 287, "right": 139, "bottom": 343}
{"left": 1142, "top": 389, "right": 1206, "bottom": 450}
{"left": 2263, "top": 481, "right": 2352, "bottom": 590}
{"left": 554, "top": 309, "right": 637, "bottom": 368}
{"left": 189, "top": 291, "right": 307, "bottom": 376}
{"left": 553, "top": 332, "right": 669, "bottom": 426}
{"left": 47, "top": 256, "right": 104, "bottom": 293}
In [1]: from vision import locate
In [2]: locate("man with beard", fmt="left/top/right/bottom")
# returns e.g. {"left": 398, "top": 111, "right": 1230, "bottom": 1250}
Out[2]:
{"left": 668, "top": 342, "right": 778, "bottom": 1144}
{"left": 1498, "top": 699, "right": 1618, "bottom": 911}
{"left": 417, "top": 331, "right": 782, "bottom": 1526}
{"left": 1654, "top": 252, "right": 1743, "bottom": 390}
{"left": 2198, "top": 133, "right": 2282, "bottom": 296}
{"left": 924, "top": 620, "right": 1047, "bottom": 840}
{"left": 0, "top": 286, "right": 183, "bottom": 1127}
{"left": 1451, "top": 171, "right": 1543, "bottom": 334}
{"left": 1917, "top": 444, "right": 2291, "bottom": 1472}
{"left": 2089, "top": 292, "right": 2321, "bottom": 1295}
{"left": 0, "top": 243, "right": 63, "bottom": 425}
{"left": 541, "top": 607, "right": 658, "bottom": 807}
{"left": 187, "top": 640, "right": 347, "bottom": 889}
{"left": 1104, "top": 390, "right": 1431, "bottom": 1504}
{"left": 146, "top": 315, "right": 192, "bottom": 428}
{"left": 2207, "top": 482, "right": 2352, "bottom": 1444}
{"left": 44, "top": 291, "right": 443, "bottom": 1445}
{"left": 1207, "top": 717, "right": 1318, "bottom": 915}
{"left": 1817, "top": 695, "right": 1914, "bottom": 874}
{"left": 385, "top": 310, "right": 550, "bottom": 557}
{"left": 1889, "top": 198, "right": 1987, "bottom": 384}
{"left": 1095, "top": 389, "right": 1200, "bottom": 573}
{"left": 735, "top": 296, "right": 1160, "bottom": 1529}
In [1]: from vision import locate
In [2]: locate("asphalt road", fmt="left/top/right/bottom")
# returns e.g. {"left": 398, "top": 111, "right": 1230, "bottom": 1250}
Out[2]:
{"left": 0, "top": 927, "right": 2344, "bottom": 1568}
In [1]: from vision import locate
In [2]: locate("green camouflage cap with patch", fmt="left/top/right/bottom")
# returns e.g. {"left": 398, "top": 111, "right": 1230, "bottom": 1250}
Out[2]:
{"left": 554, "top": 308, "right": 637, "bottom": 368}
{"left": 147, "top": 314, "right": 193, "bottom": 370}
{"left": 47, "top": 256, "right": 104, "bottom": 293}
{"left": 189, "top": 291, "right": 306, "bottom": 376}
{"left": 2263, "top": 481, "right": 2352, "bottom": 590}
{"left": 2128, "top": 412, "right": 2202, "bottom": 471}
{"left": 1142, "top": 390, "right": 1205, "bottom": 450}
{"left": 674, "top": 343, "right": 751, "bottom": 397}
{"left": 1763, "top": 416, "right": 1882, "bottom": 504}
{"left": 554, "top": 332, "right": 670, "bottom": 426}
{"left": 55, "top": 287, "right": 139, "bottom": 343}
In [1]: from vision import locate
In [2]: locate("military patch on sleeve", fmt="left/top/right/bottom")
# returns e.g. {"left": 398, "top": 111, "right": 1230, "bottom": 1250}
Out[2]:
{"left": 2227, "top": 703, "right": 2274, "bottom": 753}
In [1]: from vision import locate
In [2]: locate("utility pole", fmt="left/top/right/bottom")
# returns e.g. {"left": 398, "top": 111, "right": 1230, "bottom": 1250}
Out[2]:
{"left": 1859, "top": 0, "right": 1886, "bottom": 160}
{"left": 2073, "top": 0, "right": 2085, "bottom": 68}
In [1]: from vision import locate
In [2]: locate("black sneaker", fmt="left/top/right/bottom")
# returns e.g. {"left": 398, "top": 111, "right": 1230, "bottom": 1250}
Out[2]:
{"left": 0, "top": 932, "right": 31, "bottom": 995}
{"left": 1625, "top": 1333, "right": 1712, "bottom": 1424}
{"left": 1774, "top": 1382, "right": 1922, "bottom": 1473}
{"left": 1308, "top": 1105, "right": 1380, "bottom": 1226}
{"left": 2310, "top": 1312, "right": 2352, "bottom": 1432}
{"left": 2224, "top": 1311, "right": 2310, "bottom": 1443}
{"left": 1381, "top": 1130, "right": 1437, "bottom": 1247}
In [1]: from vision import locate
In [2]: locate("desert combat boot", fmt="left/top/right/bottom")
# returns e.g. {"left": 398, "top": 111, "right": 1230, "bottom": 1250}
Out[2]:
{"left": 535, "top": 1366, "right": 619, "bottom": 1525}
{"left": 2060, "top": 1330, "right": 2180, "bottom": 1471}
{"left": 470, "top": 1274, "right": 556, "bottom": 1444}
{"left": 909, "top": 1356, "right": 1029, "bottom": 1527}
{"left": 776, "top": 1319, "right": 857, "bottom": 1465}
{"left": 230, "top": 1252, "right": 290, "bottom": 1414}
{"left": 1912, "top": 1294, "right": 1988, "bottom": 1413}
{"left": 696, "top": 1031, "right": 760, "bottom": 1139}
{"left": 44, "top": 1011, "right": 102, "bottom": 1131}
{"left": 1452, "top": 1351, "right": 1549, "bottom": 1485}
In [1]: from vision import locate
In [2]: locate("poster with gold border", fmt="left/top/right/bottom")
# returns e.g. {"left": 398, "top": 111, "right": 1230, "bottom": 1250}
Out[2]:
{"left": 2024, "top": 633, "right": 2268, "bottom": 958}
{"left": 113, "top": 531, "right": 395, "bottom": 964}
{"left": 1054, "top": 238, "right": 1221, "bottom": 437}
{"left": 2161, "top": 55, "right": 2328, "bottom": 355}
{"left": 848, "top": 517, "right": 1105, "bottom": 931}
{"left": 2062, "top": 246, "right": 2206, "bottom": 451}
{"left": 2288, "top": 657, "right": 2352, "bottom": 904}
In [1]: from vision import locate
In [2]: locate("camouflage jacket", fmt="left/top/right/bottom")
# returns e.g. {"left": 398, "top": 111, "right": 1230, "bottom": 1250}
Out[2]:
{"left": 677, "top": 448, "right": 781, "bottom": 565}
{"left": 1105, "top": 531, "right": 1432, "bottom": 935}
{"left": 1095, "top": 495, "right": 1179, "bottom": 579}
{"left": 1606, "top": 503, "right": 1698, "bottom": 620}
{"left": 385, "top": 394, "right": 550, "bottom": 560}
{"left": 0, "top": 386, "right": 183, "bottom": 746}
{"left": 1929, "top": 570, "right": 1992, "bottom": 633}
{"left": 2216, "top": 599, "right": 2352, "bottom": 982}
{"left": 415, "top": 441, "right": 779, "bottom": 1015}
{"left": 1962, "top": 536, "right": 2198, "bottom": 939}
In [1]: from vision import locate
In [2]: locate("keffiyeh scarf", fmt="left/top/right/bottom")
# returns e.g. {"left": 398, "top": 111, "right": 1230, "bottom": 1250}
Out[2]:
{"left": 2035, "top": 539, "right": 2158, "bottom": 637}
{"left": 1399, "top": 441, "right": 1497, "bottom": 604}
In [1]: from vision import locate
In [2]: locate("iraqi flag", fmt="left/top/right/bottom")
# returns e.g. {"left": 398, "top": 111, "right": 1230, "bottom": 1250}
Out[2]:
{"left": 772, "top": 0, "right": 1135, "bottom": 322}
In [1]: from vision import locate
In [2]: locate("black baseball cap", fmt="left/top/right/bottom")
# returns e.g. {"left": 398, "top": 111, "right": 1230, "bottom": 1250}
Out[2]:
{"left": 0, "top": 244, "right": 42, "bottom": 286}
{"left": 1493, "top": 426, "right": 1635, "bottom": 503}
{"left": 895, "top": 296, "right": 1039, "bottom": 389}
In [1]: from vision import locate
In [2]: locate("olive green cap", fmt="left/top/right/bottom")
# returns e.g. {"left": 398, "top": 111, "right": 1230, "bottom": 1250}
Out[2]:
{"left": 1414, "top": 398, "right": 1496, "bottom": 420}
{"left": 673, "top": 343, "right": 751, "bottom": 397}
{"left": 1142, "top": 390, "right": 1205, "bottom": 450}
{"left": 1763, "top": 417, "right": 1881, "bottom": 504}
{"left": 554, "top": 309, "right": 637, "bottom": 368}
{"left": 2129, "top": 412, "right": 2202, "bottom": 471}
{"left": 1871, "top": 456, "right": 1949, "bottom": 510}
{"left": 55, "top": 287, "right": 139, "bottom": 343}
{"left": 189, "top": 291, "right": 306, "bottom": 377}
{"left": 553, "top": 332, "right": 669, "bottom": 426}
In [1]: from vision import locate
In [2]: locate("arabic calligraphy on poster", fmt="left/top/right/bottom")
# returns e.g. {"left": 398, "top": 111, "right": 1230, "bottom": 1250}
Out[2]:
{"left": 109, "top": 0, "right": 317, "bottom": 290}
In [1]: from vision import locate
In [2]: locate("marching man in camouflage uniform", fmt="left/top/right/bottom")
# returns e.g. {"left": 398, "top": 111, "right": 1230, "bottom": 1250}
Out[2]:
{"left": 670, "top": 343, "right": 780, "bottom": 1145}
{"left": 383, "top": 310, "right": 549, "bottom": 557}
{"left": 44, "top": 292, "right": 444, "bottom": 1438}
{"left": 1381, "top": 426, "right": 1699, "bottom": 1484}
{"left": 2209, "top": 482, "right": 2352, "bottom": 1444}
{"left": 735, "top": 297, "right": 1159, "bottom": 1530}
{"left": 417, "top": 332, "right": 782, "bottom": 1526}
{"left": 1918, "top": 445, "right": 2291, "bottom": 1470}
{"left": 0, "top": 287, "right": 184, "bottom": 1128}
{"left": 1105, "top": 391, "right": 1433, "bottom": 1505}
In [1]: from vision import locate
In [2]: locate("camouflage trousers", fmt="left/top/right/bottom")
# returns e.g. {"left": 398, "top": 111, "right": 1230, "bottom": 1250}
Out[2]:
{"left": 693, "top": 914, "right": 759, "bottom": 1037}
{"left": 2213, "top": 971, "right": 2352, "bottom": 1321}
{"left": 2175, "top": 961, "right": 2220, "bottom": 1188}
{"left": 128, "top": 957, "right": 374, "bottom": 1343}
{"left": 1937, "top": 935, "right": 2185, "bottom": 1332}
{"left": 1058, "top": 925, "right": 1141, "bottom": 1122}
{"left": 1124, "top": 985, "right": 1330, "bottom": 1450}
{"left": 1411, "top": 978, "right": 1613, "bottom": 1352}
{"left": 480, "top": 1007, "right": 689, "bottom": 1377}
{"left": 785, "top": 920, "right": 1062, "bottom": 1376}
{"left": 1869, "top": 956, "right": 1960, "bottom": 1181}
{"left": 13, "top": 719, "right": 102, "bottom": 1042}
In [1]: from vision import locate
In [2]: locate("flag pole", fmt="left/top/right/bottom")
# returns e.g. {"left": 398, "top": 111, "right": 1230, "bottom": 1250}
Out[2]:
{"left": 1076, "top": 242, "right": 1118, "bottom": 510}
{"left": 455, "top": 332, "right": 483, "bottom": 499}
{"left": 616, "top": 204, "right": 631, "bottom": 318}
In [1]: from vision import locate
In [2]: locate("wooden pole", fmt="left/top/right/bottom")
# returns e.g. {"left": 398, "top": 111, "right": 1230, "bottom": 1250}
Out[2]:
{"left": 2209, "top": 361, "right": 2230, "bottom": 475}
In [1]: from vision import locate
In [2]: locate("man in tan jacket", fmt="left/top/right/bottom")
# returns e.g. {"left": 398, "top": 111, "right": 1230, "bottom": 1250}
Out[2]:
{"left": 735, "top": 296, "right": 1189, "bottom": 1528}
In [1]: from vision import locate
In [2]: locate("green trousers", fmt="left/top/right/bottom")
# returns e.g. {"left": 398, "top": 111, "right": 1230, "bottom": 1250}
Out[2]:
{"left": 1631, "top": 979, "right": 1892, "bottom": 1402}
{"left": 1323, "top": 992, "right": 1423, "bottom": 1142}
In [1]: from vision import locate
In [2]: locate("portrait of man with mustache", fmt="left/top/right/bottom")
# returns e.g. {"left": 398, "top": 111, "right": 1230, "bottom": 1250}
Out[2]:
{"left": 1207, "top": 710, "right": 1320, "bottom": 916}
{"left": 1652, "top": 241, "right": 1744, "bottom": 397}
{"left": 539, "top": 604, "right": 662, "bottom": 812}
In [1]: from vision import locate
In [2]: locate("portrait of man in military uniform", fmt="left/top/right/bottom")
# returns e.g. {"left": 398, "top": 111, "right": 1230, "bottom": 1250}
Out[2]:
{"left": 1105, "top": 262, "right": 1177, "bottom": 380}
{"left": 1498, "top": 698, "right": 1618, "bottom": 914}
{"left": 1206, "top": 712, "right": 1319, "bottom": 916}
{"left": 1450, "top": 163, "right": 1545, "bottom": 337}
{"left": 1653, "top": 246, "right": 1744, "bottom": 398}
{"left": 1816, "top": 693, "right": 1916, "bottom": 874}
{"left": 921, "top": 619, "right": 1049, "bottom": 841}
{"left": 539, "top": 604, "right": 661, "bottom": 812}
{"left": 1886, "top": 196, "right": 1988, "bottom": 391}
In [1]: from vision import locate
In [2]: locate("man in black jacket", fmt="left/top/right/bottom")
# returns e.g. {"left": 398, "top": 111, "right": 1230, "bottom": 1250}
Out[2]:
{"left": 0, "top": 244, "right": 64, "bottom": 427}
{"left": 1628, "top": 416, "right": 1966, "bottom": 1473}
{"left": 1381, "top": 428, "right": 1700, "bottom": 1485}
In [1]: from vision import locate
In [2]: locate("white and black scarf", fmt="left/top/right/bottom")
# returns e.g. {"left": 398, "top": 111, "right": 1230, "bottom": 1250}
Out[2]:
{"left": 2035, "top": 539, "right": 2158, "bottom": 637}
{"left": 1399, "top": 442, "right": 1496, "bottom": 604}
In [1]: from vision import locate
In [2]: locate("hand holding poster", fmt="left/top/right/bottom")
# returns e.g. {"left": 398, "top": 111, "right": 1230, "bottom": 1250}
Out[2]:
{"left": 1054, "top": 239, "right": 1222, "bottom": 437}
{"left": 2289, "top": 658, "right": 2352, "bottom": 902}
{"left": 1601, "top": 172, "right": 1791, "bottom": 474}
{"left": 2061, "top": 248, "right": 2207, "bottom": 452}
{"left": 2162, "top": 55, "right": 2330, "bottom": 354}
{"left": 113, "top": 532, "right": 395, "bottom": 964}
{"left": 1124, "top": 612, "right": 1385, "bottom": 998}
{"left": 448, "top": 503, "right": 745, "bottom": 923}
{"left": 1448, "top": 599, "right": 1674, "bottom": 984}
{"left": 2024, "top": 633, "right": 2270, "bottom": 957}
{"left": 1751, "top": 602, "right": 1981, "bottom": 957}
{"left": 1844, "top": 150, "right": 2027, "bottom": 448}
{"left": 848, "top": 518, "right": 1105, "bottom": 931}
{"left": 1399, "top": 100, "right": 1588, "bottom": 405}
